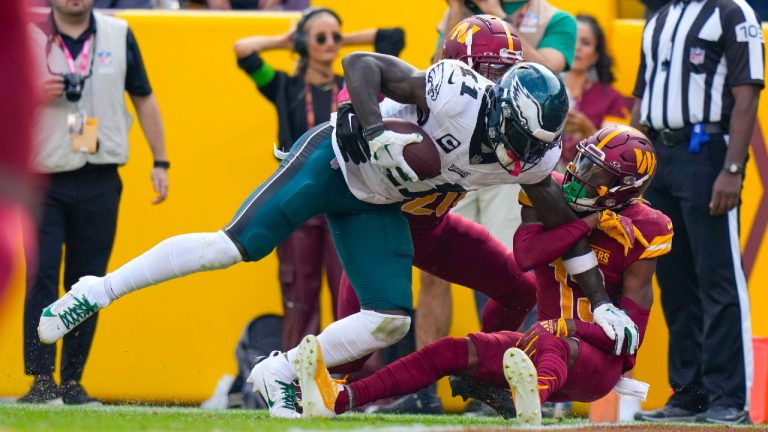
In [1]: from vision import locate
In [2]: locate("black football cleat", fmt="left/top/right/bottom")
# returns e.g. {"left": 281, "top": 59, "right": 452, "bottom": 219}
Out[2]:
{"left": 449, "top": 375, "right": 516, "bottom": 420}
{"left": 366, "top": 387, "right": 443, "bottom": 415}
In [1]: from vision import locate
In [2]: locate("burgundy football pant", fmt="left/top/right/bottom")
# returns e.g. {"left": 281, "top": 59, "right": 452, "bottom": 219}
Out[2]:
{"left": 277, "top": 215, "right": 342, "bottom": 350}
{"left": 334, "top": 330, "right": 623, "bottom": 413}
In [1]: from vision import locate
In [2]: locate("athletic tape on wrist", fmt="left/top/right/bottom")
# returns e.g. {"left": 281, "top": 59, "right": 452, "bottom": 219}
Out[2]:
{"left": 562, "top": 252, "right": 598, "bottom": 275}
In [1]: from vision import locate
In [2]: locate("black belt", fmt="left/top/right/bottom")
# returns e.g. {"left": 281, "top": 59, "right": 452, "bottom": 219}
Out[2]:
{"left": 650, "top": 123, "right": 726, "bottom": 146}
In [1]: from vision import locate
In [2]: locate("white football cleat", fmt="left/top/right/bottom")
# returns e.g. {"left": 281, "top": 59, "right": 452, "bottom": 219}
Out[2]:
{"left": 247, "top": 352, "right": 300, "bottom": 419}
{"left": 295, "top": 335, "right": 339, "bottom": 418}
{"left": 38, "top": 276, "right": 103, "bottom": 344}
{"left": 503, "top": 347, "right": 542, "bottom": 426}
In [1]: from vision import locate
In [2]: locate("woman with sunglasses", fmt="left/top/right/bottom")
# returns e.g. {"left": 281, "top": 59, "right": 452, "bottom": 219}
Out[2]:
{"left": 233, "top": 8, "right": 404, "bottom": 352}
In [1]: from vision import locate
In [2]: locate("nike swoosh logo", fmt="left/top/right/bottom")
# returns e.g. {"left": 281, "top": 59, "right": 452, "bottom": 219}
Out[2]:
{"left": 447, "top": 70, "right": 456, "bottom": 85}
{"left": 263, "top": 378, "right": 275, "bottom": 408}
{"left": 42, "top": 306, "right": 56, "bottom": 318}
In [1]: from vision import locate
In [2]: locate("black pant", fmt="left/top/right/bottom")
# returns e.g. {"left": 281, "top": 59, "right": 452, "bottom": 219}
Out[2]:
{"left": 644, "top": 135, "right": 751, "bottom": 410}
{"left": 23, "top": 164, "right": 122, "bottom": 382}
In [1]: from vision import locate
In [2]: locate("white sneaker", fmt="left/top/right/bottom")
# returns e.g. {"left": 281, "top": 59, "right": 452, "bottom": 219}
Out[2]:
{"left": 247, "top": 352, "right": 300, "bottom": 419}
{"left": 294, "top": 335, "right": 340, "bottom": 418}
{"left": 503, "top": 347, "right": 542, "bottom": 426}
{"left": 38, "top": 276, "right": 102, "bottom": 344}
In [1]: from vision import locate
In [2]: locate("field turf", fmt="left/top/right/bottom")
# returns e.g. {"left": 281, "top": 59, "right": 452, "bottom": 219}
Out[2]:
{"left": 0, "top": 404, "right": 764, "bottom": 431}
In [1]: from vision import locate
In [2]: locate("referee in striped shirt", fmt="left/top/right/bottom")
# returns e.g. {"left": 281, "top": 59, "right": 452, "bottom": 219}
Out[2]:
{"left": 631, "top": 0, "right": 764, "bottom": 424}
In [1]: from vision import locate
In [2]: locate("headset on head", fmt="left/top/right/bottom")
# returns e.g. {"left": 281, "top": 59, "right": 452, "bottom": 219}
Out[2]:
{"left": 293, "top": 7, "right": 342, "bottom": 58}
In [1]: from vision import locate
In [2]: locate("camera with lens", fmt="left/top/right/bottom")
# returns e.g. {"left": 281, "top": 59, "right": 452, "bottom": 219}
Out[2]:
{"left": 62, "top": 73, "right": 85, "bottom": 102}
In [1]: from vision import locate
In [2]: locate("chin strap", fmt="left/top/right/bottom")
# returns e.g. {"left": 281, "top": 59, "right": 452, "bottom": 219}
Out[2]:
{"left": 507, "top": 150, "right": 521, "bottom": 176}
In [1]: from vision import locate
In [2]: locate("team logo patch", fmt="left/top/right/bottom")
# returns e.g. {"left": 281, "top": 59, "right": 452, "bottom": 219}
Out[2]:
{"left": 426, "top": 63, "right": 444, "bottom": 102}
{"left": 634, "top": 149, "right": 656, "bottom": 176}
{"left": 510, "top": 77, "right": 546, "bottom": 135}
{"left": 689, "top": 47, "right": 705, "bottom": 65}
{"left": 330, "top": 158, "right": 339, "bottom": 170}
{"left": 97, "top": 50, "right": 112, "bottom": 65}
{"left": 449, "top": 21, "right": 480, "bottom": 44}
{"left": 447, "top": 164, "right": 470, "bottom": 178}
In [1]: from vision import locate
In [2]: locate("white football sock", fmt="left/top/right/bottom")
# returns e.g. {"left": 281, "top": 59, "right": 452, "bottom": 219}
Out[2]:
{"left": 95, "top": 231, "right": 242, "bottom": 306}
{"left": 285, "top": 310, "right": 411, "bottom": 377}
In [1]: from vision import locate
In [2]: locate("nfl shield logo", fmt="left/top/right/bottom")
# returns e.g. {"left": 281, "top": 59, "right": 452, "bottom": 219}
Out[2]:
{"left": 689, "top": 47, "right": 705, "bottom": 65}
{"left": 97, "top": 51, "right": 112, "bottom": 65}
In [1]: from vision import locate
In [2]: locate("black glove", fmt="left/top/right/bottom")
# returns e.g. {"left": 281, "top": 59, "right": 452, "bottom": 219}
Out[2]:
{"left": 335, "top": 103, "right": 371, "bottom": 164}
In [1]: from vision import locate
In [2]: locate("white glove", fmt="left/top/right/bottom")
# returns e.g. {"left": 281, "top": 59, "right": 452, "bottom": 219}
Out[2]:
{"left": 368, "top": 130, "right": 423, "bottom": 182}
{"left": 592, "top": 303, "right": 640, "bottom": 356}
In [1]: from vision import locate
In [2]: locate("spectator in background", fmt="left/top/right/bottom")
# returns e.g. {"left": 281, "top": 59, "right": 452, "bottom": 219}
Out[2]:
{"left": 374, "top": 0, "right": 576, "bottom": 415}
{"left": 560, "top": 14, "right": 629, "bottom": 166}
{"left": 20, "top": 0, "right": 169, "bottom": 405}
{"left": 632, "top": 0, "right": 763, "bottom": 424}
{"left": 234, "top": 7, "right": 405, "bottom": 352}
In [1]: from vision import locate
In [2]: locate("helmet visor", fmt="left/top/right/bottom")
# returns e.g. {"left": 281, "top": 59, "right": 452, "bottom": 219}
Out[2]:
{"left": 505, "top": 120, "right": 554, "bottom": 166}
{"left": 476, "top": 62, "right": 513, "bottom": 82}
{"left": 563, "top": 144, "right": 617, "bottom": 210}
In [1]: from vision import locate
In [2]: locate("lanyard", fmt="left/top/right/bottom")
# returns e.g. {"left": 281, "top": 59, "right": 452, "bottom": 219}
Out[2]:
{"left": 54, "top": 34, "right": 93, "bottom": 76}
{"left": 304, "top": 79, "right": 338, "bottom": 129}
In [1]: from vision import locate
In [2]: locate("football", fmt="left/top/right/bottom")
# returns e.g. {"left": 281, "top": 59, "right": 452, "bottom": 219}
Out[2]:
{"left": 383, "top": 118, "right": 441, "bottom": 180}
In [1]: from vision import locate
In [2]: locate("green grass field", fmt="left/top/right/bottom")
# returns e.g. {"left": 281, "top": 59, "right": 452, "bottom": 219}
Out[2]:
{"left": 0, "top": 405, "right": 764, "bottom": 432}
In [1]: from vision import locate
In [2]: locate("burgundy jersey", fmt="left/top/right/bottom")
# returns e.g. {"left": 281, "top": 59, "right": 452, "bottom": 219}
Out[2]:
{"left": 534, "top": 201, "right": 673, "bottom": 323}
{"left": 401, "top": 192, "right": 466, "bottom": 231}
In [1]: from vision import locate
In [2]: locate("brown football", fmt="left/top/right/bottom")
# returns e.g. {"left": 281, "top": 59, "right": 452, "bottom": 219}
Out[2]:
{"left": 382, "top": 118, "right": 441, "bottom": 180}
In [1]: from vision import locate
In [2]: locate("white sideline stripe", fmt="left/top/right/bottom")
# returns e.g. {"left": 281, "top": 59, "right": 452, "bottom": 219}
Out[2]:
{"left": 729, "top": 208, "right": 753, "bottom": 411}
{"left": 226, "top": 125, "right": 330, "bottom": 228}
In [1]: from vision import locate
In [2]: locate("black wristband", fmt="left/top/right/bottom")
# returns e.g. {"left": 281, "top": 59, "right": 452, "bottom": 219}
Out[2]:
{"left": 363, "top": 122, "right": 385, "bottom": 140}
{"left": 154, "top": 160, "right": 170, "bottom": 169}
{"left": 236, "top": 52, "right": 264, "bottom": 74}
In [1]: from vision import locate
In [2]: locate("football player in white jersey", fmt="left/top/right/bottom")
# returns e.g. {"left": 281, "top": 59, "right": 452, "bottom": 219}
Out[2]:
{"left": 37, "top": 53, "right": 634, "bottom": 418}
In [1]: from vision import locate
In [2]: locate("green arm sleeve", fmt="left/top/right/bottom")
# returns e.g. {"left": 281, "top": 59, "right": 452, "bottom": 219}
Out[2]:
{"left": 236, "top": 52, "right": 277, "bottom": 87}
{"left": 249, "top": 63, "right": 276, "bottom": 88}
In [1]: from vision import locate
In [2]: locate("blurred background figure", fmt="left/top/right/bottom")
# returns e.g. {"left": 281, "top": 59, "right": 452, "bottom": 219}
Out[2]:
{"left": 0, "top": 0, "right": 40, "bottom": 305}
{"left": 234, "top": 7, "right": 345, "bottom": 356}
{"left": 560, "top": 14, "right": 629, "bottom": 167}
{"left": 233, "top": 7, "right": 404, "bottom": 353}
{"left": 20, "top": 0, "right": 169, "bottom": 406}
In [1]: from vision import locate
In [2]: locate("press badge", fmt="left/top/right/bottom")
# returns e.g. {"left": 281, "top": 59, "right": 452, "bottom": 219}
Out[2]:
{"left": 69, "top": 112, "right": 99, "bottom": 154}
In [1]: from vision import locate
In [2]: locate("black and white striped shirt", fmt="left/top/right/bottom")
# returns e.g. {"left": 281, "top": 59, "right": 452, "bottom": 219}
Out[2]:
{"left": 633, "top": 0, "right": 765, "bottom": 131}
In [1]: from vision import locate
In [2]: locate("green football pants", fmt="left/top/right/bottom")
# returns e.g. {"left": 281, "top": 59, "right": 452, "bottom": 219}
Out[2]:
{"left": 224, "top": 123, "right": 414, "bottom": 311}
